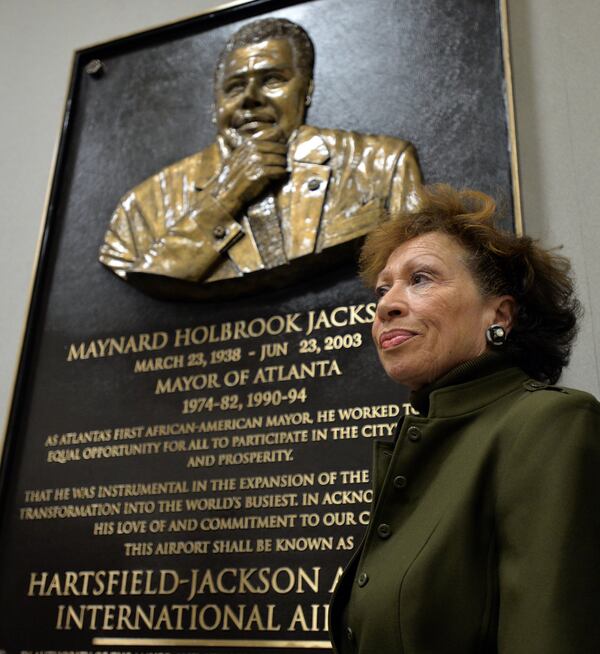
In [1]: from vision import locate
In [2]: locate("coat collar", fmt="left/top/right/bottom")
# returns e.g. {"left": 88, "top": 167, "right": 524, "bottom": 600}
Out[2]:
{"left": 410, "top": 352, "right": 528, "bottom": 418}
{"left": 288, "top": 125, "right": 331, "bottom": 164}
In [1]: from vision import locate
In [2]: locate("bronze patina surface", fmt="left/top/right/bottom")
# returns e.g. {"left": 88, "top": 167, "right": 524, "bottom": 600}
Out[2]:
{"left": 99, "top": 19, "right": 422, "bottom": 297}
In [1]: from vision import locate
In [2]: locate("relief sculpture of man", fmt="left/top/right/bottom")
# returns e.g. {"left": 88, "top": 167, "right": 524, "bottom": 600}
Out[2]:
{"left": 99, "top": 18, "right": 423, "bottom": 298}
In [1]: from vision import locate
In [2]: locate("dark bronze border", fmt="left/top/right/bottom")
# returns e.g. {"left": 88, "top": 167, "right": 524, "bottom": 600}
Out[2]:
{"left": 0, "top": 6, "right": 520, "bottom": 649}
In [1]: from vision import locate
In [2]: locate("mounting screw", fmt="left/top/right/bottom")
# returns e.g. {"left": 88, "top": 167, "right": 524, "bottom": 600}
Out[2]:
{"left": 85, "top": 59, "right": 105, "bottom": 77}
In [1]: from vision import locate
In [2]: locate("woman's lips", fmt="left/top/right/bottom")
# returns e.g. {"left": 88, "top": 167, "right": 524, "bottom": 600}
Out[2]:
{"left": 379, "top": 329, "right": 417, "bottom": 350}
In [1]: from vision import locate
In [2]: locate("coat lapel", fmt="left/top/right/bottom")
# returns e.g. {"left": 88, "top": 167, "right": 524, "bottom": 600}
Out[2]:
{"left": 284, "top": 128, "right": 332, "bottom": 260}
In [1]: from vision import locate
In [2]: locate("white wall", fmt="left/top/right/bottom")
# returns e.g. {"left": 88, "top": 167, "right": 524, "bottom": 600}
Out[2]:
{"left": 1, "top": 0, "right": 599, "bottom": 439}
{"left": 507, "top": 0, "right": 600, "bottom": 394}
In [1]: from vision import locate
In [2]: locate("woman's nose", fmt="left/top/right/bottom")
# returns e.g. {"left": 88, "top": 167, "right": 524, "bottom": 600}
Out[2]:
{"left": 376, "top": 286, "right": 407, "bottom": 321}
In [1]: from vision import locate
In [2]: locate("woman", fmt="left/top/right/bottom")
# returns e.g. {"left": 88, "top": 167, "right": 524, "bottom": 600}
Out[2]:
{"left": 329, "top": 185, "right": 600, "bottom": 653}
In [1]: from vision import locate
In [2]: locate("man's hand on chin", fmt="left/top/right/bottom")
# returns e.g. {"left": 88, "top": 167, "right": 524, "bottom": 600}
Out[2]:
{"left": 213, "top": 126, "right": 289, "bottom": 216}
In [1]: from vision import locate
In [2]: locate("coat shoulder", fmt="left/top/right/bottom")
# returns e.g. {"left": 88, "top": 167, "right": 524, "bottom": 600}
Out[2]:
{"left": 495, "top": 377, "right": 600, "bottom": 471}
{"left": 298, "top": 124, "right": 412, "bottom": 157}
{"left": 513, "top": 378, "right": 600, "bottom": 417}
{"left": 117, "top": 142, "right": 221, "bottom": 204}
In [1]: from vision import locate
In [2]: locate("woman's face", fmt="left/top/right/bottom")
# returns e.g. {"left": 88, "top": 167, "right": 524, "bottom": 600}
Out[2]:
{"left": 372, "top": 232, "right": 503, "bottom": 390}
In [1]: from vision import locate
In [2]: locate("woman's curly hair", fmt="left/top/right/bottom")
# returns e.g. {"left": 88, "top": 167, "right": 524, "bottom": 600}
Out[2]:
{"left": 359, "top": 184, "right": 582, "bottom": 384}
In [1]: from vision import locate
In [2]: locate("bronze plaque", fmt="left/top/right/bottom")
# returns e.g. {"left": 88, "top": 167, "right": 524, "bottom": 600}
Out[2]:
{"left": 0, "top": 0, "right": 517, "bottom": 651}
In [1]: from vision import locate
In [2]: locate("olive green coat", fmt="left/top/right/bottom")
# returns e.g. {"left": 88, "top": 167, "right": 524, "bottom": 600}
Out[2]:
{"left": 329, "top": 356, "right": 600, "bottom": 653}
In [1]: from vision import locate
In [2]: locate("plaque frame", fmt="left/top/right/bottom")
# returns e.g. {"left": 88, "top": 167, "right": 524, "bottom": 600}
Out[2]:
{"left": 0, "top": 0, "right": 521, "bottom": 455}
{"left": 0, "top": 0, "right": 520, "bottom": 650}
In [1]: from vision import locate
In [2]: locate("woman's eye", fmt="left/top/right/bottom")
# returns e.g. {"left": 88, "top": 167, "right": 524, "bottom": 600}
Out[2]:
{"left": 375, "top": 285, "right": 388, "bottom": 299}
{"left": 411, "top": 272, "right": 430, "bottom": 285}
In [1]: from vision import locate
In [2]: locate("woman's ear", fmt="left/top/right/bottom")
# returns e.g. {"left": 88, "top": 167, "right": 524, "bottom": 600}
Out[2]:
{"left": 493, "top": 295, "right": 517, "bottom": 333}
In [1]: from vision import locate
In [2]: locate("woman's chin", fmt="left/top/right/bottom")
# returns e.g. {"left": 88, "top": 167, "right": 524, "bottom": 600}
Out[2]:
{"left": 383, "top": 365, "right": 421, "bottom": 389}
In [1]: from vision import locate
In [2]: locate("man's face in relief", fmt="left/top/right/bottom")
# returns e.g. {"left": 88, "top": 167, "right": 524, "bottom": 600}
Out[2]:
{"left": 215, "top": 38, "right": 312, "bottom": 148}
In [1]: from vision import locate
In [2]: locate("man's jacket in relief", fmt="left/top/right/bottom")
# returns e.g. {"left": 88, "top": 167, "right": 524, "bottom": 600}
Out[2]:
{"left": 99, "top": 125, "right": 422, "bottom": 284}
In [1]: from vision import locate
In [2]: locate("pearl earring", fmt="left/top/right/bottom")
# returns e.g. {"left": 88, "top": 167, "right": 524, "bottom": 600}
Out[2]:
{"left": 486, "top": 324, "right": 507, "bottom": 346}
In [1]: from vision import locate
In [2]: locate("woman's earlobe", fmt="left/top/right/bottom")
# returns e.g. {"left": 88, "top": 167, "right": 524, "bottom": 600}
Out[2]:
{"left": 485, "top": 297, "right": 516, "bottom": 346}
{"left": 486, "top": 324, "right": 507, "bottom": 346}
